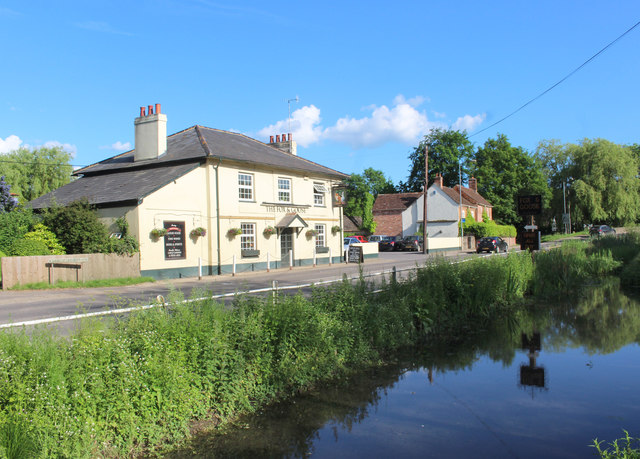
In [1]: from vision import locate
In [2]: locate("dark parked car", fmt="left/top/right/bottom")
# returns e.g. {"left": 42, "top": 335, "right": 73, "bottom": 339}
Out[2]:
{"left": 476, "top": 236, "right": 509, "bottom": 253}
{"left": 589, "top": 225, "right": 616, "bottom": 237}
{"left": 397, "top": 235, "right": 423, "bottom": 252}
{"left": 378, "top": 236, "right": 399, "bottom": 251}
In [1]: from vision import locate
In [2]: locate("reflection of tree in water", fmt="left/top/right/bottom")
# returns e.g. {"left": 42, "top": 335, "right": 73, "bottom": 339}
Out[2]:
{"left": 543, "top": 278, "right": 640, "bottom": 354}
{"left": 169, "top": 279, "right": 640, "bottom": 457}
{"left": 168, "top": 365, "right": 407, "bottom": 458}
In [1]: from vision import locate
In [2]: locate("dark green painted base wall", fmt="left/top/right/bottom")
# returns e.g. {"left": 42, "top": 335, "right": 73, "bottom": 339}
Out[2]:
{"left": 141, "top": 254, "right": 372, "bottom": 280}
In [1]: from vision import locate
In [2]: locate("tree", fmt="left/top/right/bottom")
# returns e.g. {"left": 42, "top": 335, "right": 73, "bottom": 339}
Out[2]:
{"left": 400, "top": 128, "right": 475, "bottom": 192}
{"left": 42, "top": 199, "right": 109, "bottom": 254}
{"left": 569, "top": 139, "right": 640, "bottom": 226}
{"left": 475, "top": 134, "right": 550, "bottom": 226}
{"left": 343, "top": 168, "right": 394, "bottom": 234}
{"left": 0, "top": 146, "right": 73, "bottom": 202}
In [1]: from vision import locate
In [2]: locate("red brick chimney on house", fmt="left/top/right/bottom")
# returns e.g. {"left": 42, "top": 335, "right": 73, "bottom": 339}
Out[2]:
{"left": 469, "top": 177, "right": 477, "bottom": 192}
{"left": 434, "top": 173, "right": 443, "bottom": 188}
{"left": 268, "top": 132, "right": 297, "bottom": 156}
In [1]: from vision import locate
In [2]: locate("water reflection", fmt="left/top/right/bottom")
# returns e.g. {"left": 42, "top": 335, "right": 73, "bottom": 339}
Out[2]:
{"left": 169, "top": 279, "right": 640, "bottom": 458}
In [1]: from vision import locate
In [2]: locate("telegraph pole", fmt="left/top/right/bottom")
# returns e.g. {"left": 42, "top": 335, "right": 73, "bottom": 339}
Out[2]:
{"left": 423, "top": 145, "right": 429, "bottom": 254}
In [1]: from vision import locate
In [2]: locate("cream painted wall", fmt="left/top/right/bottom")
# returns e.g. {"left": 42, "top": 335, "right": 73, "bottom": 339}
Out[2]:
{"left": 136, "top": 165, "right": 209, "bottom": 272}
{"left": 114, "top": 160, "right": 344, "bottom": 276}
{"left": 217, "top": 161, "right": 342, "bottom": 267}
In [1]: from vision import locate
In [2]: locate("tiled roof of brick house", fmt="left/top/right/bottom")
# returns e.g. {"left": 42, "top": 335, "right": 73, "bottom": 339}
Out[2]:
{"left": 372, "top": 193, "right": 423, "bottom": 212}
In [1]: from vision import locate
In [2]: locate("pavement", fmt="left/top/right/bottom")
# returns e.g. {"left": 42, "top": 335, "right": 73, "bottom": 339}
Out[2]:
{"left": 0, "top": 248, "right": 477, "bottom": 328}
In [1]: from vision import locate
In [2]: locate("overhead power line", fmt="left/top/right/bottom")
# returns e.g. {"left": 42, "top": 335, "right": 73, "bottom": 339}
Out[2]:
{"left": 470, "top": 19, "right": 640, "bottom": 138}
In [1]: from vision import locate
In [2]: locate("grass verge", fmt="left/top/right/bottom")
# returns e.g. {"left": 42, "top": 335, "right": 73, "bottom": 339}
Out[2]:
{"left": 9, "top": 276, "right": 155, "bottom": 290}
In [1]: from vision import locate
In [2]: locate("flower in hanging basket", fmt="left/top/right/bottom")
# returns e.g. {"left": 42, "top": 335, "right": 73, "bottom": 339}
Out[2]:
{"left": 331, "top": 225, "right": 342, "bottom": 234}
{"left": 306, "top": 229, "right": 318, "bottom": 238}
{"left": 263, "top": 226, "right": 276, "bottom": 236}
{"left": 150, "top": 228, "right": 168, "bottom": 238}
{"left": 227, "top": 227, "right": 243, "bottom": 237}
{"left": 190, "top": 227, "right": 207, "bottom": 237}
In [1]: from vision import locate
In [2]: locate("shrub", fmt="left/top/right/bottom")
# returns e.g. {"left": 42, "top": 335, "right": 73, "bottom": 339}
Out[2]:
{"left": 620, "top": 252, "right": 640, "bottom": 288}
{"left": 0, "top": 207, "right": 35, "bottom": 253}
{"left": 465, "top": 221, "right": 516, "bottom": 238}
{"left": 23, "top": 223, "right": 65, "bottom": 255}
{"left": 42, "top": 199, "right": 109, "bottom": 254}
{"left": 9, "top": 238, "right": 50, "bottom": 256}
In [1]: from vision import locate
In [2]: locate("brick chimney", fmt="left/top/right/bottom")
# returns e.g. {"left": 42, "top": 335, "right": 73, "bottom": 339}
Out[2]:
{"left": 268, "top": 132, "right": 297, "bottom": 156}
{"left": 134, "top": 103, "right": 167, "bottom": 161}
{"left": 469, "top": 177, "right": 477, "bottom": 192}
{"left": 434, "top": 173, "right": 443, "bottom": 188}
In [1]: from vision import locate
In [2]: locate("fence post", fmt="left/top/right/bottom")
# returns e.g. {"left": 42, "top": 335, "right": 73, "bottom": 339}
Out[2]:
{"left": 198, "top": 257, "right": 202, "bottom": 280}
{"left": 272, "top": 280, "right": 277, "bottom": 305}
{"left": 329, "top": 247, "right": 332, "bottom": 265}
{"left": 313, "top": 248, "right": 317, "bottom": 267}
{"left": 232, "top": 255, "right": 236, "bottom": 276}
{"left": 267, "top": 252, "right": 270, "bottom": 272}
{"left": 392, "top": 266, "right": 397, "bottom": 284}
{"left": 289, "top": 249, "right": 293, "bottom": 270}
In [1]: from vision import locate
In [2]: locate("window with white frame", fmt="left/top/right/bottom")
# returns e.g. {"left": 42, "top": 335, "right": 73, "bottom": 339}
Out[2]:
{"left": 313, "top": 182, "right": 326, "bottom": 206}
{"left": 238, "top": 173, "right": 254, "bottom": 201}
{"left": 241, "top": 223, "right": 256, "bottom": 250}
{"left": 315, "top": 224, "right": 325, "bottom": 247}
{"left": 278, "top": 177, "right": 291, "bottom": 203}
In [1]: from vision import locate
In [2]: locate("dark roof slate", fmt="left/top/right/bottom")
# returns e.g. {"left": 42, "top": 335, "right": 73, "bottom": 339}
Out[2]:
{"left": 29, "top": 163, "right": 200, "bottom": 209}
{"left": 76, "top": 126, "right": 347, "bottom": 179}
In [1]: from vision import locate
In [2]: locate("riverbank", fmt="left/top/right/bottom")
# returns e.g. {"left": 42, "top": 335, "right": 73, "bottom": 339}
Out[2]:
{"left": 0, "top": 233, "right": 638, "bottom": 457}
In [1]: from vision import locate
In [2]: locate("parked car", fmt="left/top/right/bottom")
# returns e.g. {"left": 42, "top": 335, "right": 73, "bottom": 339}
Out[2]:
{"left": 589, "top": 225, "right": 616, "bottom": 237}
{"left": 397, "top": 235, "right": 423, "bottom": 252}
{"left": 367, "top": 235, "right": 388, "bottom": 243}
{"left": 476, "top": 236, "right": 509, "bottom": 253}
{"left": 343, "top": 237, "right": 361, "bottom": 253}
{"left": 351, "top": 235, "right": 368, "bottom": 243}
{"left": 378, "top": 236, "right": 399, "bottom": 252}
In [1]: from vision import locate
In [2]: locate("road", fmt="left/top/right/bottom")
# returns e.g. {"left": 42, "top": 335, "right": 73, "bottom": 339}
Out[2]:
{"left": 1, "top": 237, "right": 569, "bottom": 330}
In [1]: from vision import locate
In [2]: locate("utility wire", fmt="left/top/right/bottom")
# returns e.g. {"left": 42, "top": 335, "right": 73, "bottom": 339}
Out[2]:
{"left": 470, "top": 19, "right": 640, "bottom": 138}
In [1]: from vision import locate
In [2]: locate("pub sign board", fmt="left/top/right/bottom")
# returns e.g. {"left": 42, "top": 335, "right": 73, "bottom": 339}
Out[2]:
{"left": 520, "top": 231, "right": 541, "bottom": 251}
{"left": 164, "top": 221, "right": 186, "bottom": 260}
{"left": 517, "top": 195, "right": 542, "bottom": 215}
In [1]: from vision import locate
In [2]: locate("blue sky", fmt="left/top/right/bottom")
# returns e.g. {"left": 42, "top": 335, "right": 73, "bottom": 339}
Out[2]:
{"left": 1, "top": 1, "right": 639, "bottom": 185}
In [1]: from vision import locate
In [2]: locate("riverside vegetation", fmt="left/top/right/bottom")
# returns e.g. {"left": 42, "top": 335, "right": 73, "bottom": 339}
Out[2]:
{"left": 0, "top": 232, "right": 639, "bottom": 457}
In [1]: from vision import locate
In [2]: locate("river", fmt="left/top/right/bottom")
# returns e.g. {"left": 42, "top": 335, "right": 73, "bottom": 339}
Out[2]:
{"left": 170, "top": 279, "right": 640, "bottom": 458}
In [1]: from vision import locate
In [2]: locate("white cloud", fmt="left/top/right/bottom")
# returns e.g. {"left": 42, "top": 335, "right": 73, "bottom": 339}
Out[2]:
{"left": 0, "top": 135, "right": 23, "bottom": 154}
{"left": 258, "top": 105, "right": 323, "bottom": 148}
{"left": 112, "top": 141, "right": 131, "bottom": 151}
{"left": 452, "top": 113, "right": 486, "bottom": 132}
{"left": 259, "top": 95, "right": 484, "bottom": 150}
{"left": 43, "top": 141, "right": 77, "bottom": 157}
{"left": 323, "top": 99, "right": 434, "bottom": 149}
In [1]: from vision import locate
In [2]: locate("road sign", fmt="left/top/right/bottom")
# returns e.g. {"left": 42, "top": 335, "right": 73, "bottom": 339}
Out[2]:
{"left": 524, "top": 225, "right": 538, "bottom": 230}
{"left": 518, "top": 195, "right": 542, "bottom": 215}
{"left": 520, "top": 231, "right": 541, "bottom": 251}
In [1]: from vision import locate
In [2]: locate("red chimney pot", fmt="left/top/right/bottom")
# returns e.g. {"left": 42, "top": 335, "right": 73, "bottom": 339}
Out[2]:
{"left": 287, "top": 133, "right": 291, "bottom": 141}
{"left": 147, "top": 105, "right": 153, "bottom": 115}
{"left": 155, "top": 103, "right": 161, "bottom": 114}
{"left": 269, "top": 135, "right": 274, "bottom": 143}
{"left": 140, "top": 107, "right": 146, "bottom": 117}
{"left": 276, "top": 135, "right": 281, "bottom": 142}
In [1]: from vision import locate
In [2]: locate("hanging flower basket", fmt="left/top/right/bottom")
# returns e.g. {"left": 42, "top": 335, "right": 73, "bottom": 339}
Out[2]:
{"left": 150, "top": 228, "right": 167, "bottom": 239}
{"left": 331, "top": 225, "right": 342, "bottom": 234}
{"left": 227, "top": 228, "right": 242, "bottom": 238}
{"left": 263, "top": 226, "right": 276, "bottom": 237}
{"left": 306, "top": 229, "right": 318, "bottom": 238}
{"left": 190, "top": 227, "right": 207, "bottom": 237}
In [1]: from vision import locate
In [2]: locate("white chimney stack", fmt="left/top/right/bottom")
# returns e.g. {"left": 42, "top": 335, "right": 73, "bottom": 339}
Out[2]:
{"left": 134, "top": 103, "right": 167, "bottom": 161}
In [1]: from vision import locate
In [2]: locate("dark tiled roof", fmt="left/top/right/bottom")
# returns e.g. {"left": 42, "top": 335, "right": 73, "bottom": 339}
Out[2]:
{"left": 76, "top": 126, "right": 347, "bottom": 179}
{"left": 343, "top": 215, "right": 363, "bottom": 232}
{"left": 373, "top": 193, "right": 423, "bottom": 213}
{"left": 31, "top": 125, "right": 347, "bottom": 209}
{"left": 29, "top": 163, "right": 201, "bottom": 209}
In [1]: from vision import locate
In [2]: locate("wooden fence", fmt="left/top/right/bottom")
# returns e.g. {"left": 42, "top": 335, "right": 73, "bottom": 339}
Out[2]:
{"left": 1, "top": 253, "right": 140, "bottom": 290}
